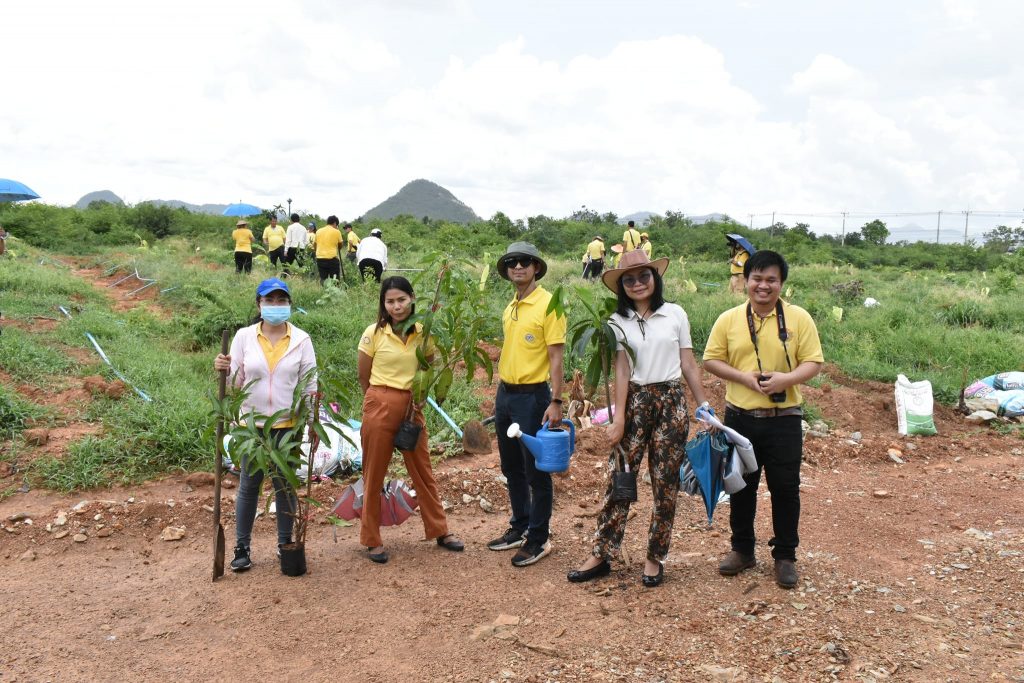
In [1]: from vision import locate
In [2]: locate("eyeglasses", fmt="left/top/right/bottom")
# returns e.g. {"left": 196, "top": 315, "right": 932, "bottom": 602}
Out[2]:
{"left": 621, "top": 271, "right": 653, "bottom": 288}
{"left": 503, "top": 257, "right": 535, "bottom": 270}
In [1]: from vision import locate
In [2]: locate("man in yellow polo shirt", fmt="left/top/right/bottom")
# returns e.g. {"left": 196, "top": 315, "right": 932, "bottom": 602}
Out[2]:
{"left": 232, "top": 219, "right": 254, "bottom": 273}
{"left": 489, "top": 241, "right": 566, "bottom": 568}
{"left": 622, "top": 220, "right": 642, "bottom": 253}
{"left": 343, "top": 224, "right": 361, "bottom": 264}
{"left": 263, "top": 216, "right": 287, "bottom": 267}
{"left": 703, "top": 250, "right": 823, "bottom": 589}
{"left": 581, "top": 235, "right": 605, "bottom": 280}
{"left": 313, "top": 215, "right": 344, "bottom": 284}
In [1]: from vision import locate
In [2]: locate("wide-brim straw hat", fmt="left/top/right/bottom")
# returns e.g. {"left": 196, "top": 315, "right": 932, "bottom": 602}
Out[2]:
{"left": 601, "top": 249, "right": 670, "bottom": 294}
{"left": 235, "top": 219, "right": 249, "bottom": 226}
{"left": 496, "top": 241, "right": 548, "bottom": 280}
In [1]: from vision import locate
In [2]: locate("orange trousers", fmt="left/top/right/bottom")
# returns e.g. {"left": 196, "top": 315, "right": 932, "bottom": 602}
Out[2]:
{"left": 359, "top": 385, "right": 449, "bottom": 548}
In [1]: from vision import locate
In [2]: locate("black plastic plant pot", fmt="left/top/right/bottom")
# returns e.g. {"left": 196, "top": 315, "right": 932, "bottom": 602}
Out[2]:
{"left": 279, "top": 542, "right": 307, "bottom": 576}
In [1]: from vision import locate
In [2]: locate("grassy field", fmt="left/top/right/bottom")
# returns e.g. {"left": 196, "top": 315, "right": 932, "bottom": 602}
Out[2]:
{"left": 1, "top": 235, "right": 1022, "bottom": 492}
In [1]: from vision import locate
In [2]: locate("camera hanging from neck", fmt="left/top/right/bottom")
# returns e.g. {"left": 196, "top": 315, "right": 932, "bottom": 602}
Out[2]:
{"left": 745, "top": 300, "right": 793, "bottom": 378}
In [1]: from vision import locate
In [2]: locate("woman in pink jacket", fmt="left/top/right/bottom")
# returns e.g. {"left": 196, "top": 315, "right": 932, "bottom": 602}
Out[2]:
{"left": 214, "top": 277, "right": 318, "bottom": 572}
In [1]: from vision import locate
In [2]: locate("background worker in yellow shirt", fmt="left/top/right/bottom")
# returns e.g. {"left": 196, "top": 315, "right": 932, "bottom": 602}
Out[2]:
{"left": 581, "top": 235, "right": 605, "bottom": 280}
{"left": 262, "top": 215, "right": 287, "bottom": 268}
{"left": 640, "top": 232, "right": 652, "bottom": 258}
{"left": 489, "top": 242, "right": 566, "bottom": 568}
{"left": 343, "top": 224, "right": 361, "bottom": 265}
{"left": 313, "top": 215, "right": 344, "bottom": 284}
{"left": 727, "top": 234, "right": 756, "bottom": 294}
{"left": 232, "top": 219, "right": 255, "bottom": 273}
{"left": 622, "top": 220, "right": 642, "bottom": 253}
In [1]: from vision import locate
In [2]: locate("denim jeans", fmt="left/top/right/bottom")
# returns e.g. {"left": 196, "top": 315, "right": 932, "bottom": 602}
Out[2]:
{"left": 725, "top": 410, "right": 803, "bottom": 561}
{"left": 235, "top": 428, "right": 297, "bottom": 549}
{"left": 494, "top": 383, "right": 553, "bottom": 546}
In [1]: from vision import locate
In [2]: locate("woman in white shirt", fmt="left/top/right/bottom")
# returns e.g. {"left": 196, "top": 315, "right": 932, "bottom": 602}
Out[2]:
{"left": 567, "top": 250, "right": 710, "bottom": 588}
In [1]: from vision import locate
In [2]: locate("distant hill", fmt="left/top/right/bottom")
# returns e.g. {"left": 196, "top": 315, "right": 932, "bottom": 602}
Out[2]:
{"left": 618, "top": 211, "right": 659, "bottom": 226}
{"left": 75, "top": 190, "right": 124, "bottom": 208}
{"left": 142, "top": 199, "right": 230, "bottom": 215}
{"left": 362, "top": 179, "right": 481, "bottom": 224}
{"left": 689, "top": 213, "right": 730, "bottom": 225}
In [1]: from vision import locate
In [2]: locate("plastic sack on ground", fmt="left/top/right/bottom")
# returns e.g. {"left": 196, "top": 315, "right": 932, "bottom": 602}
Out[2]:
{"left": 964, "top": 374, "right": 1024, "bottom": 418}
{"left": 894, "top": 374, "right": 938, "bottom": 435}
{"left": 994, "top": 372, "right": 1024, "bottom": 391}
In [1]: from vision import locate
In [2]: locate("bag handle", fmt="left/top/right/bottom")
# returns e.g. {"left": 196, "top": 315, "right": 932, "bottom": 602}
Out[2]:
{"left": 614, "top": 445, "right": 630, "bottom": 474}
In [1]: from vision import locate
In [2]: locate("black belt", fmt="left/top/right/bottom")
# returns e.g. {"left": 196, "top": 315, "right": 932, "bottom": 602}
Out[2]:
{"left": 726, "top": 402, "right": 803, "bottom": 418}
{"left": 500, "top": 381, "right": 547, "bottom": 393}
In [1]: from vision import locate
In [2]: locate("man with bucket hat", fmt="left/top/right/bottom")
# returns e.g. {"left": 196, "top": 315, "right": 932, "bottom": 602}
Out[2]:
{"left": 582, "top": 235, "right": 605, "bottom": 280}
{"left": 489, "top": 242, "right": 566, "bottom": 567}
{"left": 702, "top": 250, "right": 823, "bottom": 588}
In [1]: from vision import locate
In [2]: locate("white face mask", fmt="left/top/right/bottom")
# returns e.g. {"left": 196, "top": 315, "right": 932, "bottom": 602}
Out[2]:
{"left": 260, "top": 304, "right": 291, "bottom": 324}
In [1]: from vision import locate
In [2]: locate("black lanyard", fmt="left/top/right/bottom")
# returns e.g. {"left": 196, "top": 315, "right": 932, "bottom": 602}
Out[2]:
{"left": 745, "top": 301, "right": 792, "bottom": 375}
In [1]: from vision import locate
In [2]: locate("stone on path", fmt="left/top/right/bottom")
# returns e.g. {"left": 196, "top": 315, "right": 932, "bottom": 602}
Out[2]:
{"left": 160, "top": 526, "right": 186, "bottom": 541}
{"left": 20, "top": 549, "right": 36, "bottom": 561}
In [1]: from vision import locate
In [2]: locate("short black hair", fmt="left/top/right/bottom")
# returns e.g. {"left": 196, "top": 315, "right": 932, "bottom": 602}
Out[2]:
{"left": 327, "top": 215, "right": 339, "bottom": 226}
{"left": 290, "top": 213, "right": 300, "bottom": 223}
{"left": 615, "top": 268, "right": 666, "bottom": 317}
{"left": 744, "top": 249, "right": 789, "bottom": 282}
{"left": 627, "top": 220, "right": 635, "bottom": 228}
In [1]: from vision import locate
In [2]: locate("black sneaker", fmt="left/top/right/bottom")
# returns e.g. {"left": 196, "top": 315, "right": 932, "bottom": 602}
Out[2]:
{"left": 511, "top": 540, "right": 552, "bottom": 567}
{"left": 487, "top": 527, "right": 527, "bottom": 551}
{"left": 230, "top": 544, "right": 252, "bottom": 572}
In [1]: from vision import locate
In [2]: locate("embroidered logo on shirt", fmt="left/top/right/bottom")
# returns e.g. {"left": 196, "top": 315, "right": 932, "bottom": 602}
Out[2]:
{"left": 524, "top": 333, "right": 536, "bottom": 343}
{"left": 361, "top": 336, "right": 371, "bottom": 345}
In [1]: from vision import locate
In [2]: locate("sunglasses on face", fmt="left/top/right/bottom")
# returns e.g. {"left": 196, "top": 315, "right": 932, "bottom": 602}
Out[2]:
{"left": 621, "top": 270, "right": 653, "bottom": 288}
{"left": 504, "top": 257, "right": 535, "bottom": 269}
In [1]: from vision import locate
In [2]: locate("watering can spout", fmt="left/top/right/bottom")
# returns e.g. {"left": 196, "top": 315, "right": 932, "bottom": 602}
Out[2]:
{"left": 506, "top": 423, "right": 544, "bottom": 459}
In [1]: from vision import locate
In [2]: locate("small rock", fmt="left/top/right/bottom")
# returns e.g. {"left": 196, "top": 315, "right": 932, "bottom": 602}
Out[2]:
{"left": 54, "top": 529, "right": 69, "bottom": 539}
{"left": 185, "top": 472, "right": 215, "bottom": 487}
{"left": 479, "top": 498, "right": 494, "bottom": 513}
{"left": 893, "top": 605, "right": 906, "bottom": 613}
{"left": 73, "top": 533, "right": 88, "bottom": 543}
{"left": 951, "top": 563, "right": 971, "bottom": 570}
{"left": 23, "top": 428, "right": 50, "bottom": 446}
{"left": 7, "top": 512, "right": 29, "bottom": 522}
{"left": 222, "top": 479, "right": 235, "bottom": 489}
{"left": 849, "top": 431, "right": 862, "bottom": 443}
{"left": 495, "top": 474, "right": 508, "bottom": 485}
{"left": 442, "top": 500, "right": 453, "bottom": 511}
{"left": 462, "top": 494, "right": 474, "bottom": 505}
{"left": 494, "top": 613, "right": 520, "bottom": 626}
{"left": 810, "top": 420, "right": 829, "bottom": 435}
{"left": 97, "top": 528, "right": 113, "bottom": 538}
{"left": 698, "top": 664, "right": 747, "bottom": 682}
{"left": 20, "top": 549, "right": 36, "bottom": 561}
{"left": 160, "top": 526, "right": 186, "bottom": 541}
{"left": 964, "top": 528, "right": 992, "bottom": 541}
{"left": 72, "top": 500, "right": 90, "bottom": 512}
{"left": 872, "top": 490, "right": 891, "bottom": 499}
{"left": 888, "top": 448, "right": 905, "bottom": 464}
{"left": 54, "top": 514, "right": 67, "bottom": 526}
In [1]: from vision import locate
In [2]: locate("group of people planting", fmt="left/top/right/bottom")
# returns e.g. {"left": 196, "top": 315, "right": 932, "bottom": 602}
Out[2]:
{"left": 230, "top": 215, "right": 386, "bottom": 283}
{"left": 214, "top": 237, "right": 822, "bottom": 590}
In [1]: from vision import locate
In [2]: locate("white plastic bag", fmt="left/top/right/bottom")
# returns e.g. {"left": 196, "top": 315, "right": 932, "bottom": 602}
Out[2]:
{"left": 894, "top": 374, "right": 938, "bottom": 435}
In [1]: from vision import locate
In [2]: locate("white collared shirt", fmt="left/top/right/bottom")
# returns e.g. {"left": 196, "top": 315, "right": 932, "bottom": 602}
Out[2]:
{"left": 610, "top": 302, "right": 692, "bottom": 385}
{"left": 285, "top": 222, "right": 308, "bottom": 250}
{"left": 356, "top": 235, "right": 388, "bottom": 269}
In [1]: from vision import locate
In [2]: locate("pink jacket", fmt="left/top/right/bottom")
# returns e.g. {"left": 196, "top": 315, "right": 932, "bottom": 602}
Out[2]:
{"left": 229, "top": 322, "right": 318, "bottom": 425}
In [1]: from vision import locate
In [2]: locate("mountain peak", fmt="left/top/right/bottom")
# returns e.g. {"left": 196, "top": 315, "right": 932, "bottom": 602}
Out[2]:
{"left": 362, "top": 179, "right": 481, "bottom": 224}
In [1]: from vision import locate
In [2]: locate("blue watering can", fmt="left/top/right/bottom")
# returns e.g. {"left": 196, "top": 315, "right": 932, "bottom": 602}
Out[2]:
{"left": 506, "top": 420, "right": 576, "bottom": 473}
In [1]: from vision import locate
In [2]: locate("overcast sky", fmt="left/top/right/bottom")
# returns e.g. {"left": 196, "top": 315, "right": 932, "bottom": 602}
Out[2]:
{"left": 4, "top": 0, "right": 1022, "bottom": 237}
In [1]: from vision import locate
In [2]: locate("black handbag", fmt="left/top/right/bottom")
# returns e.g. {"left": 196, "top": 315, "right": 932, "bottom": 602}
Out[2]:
{"left": 609, "top": 446, "right": 637, "bottom": 503}
{"left": 393, "top": 401, "right": 423, "bottom": 451}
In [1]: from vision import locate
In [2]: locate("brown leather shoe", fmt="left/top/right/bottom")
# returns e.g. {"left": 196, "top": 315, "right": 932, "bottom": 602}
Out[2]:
{"left": 775, "top": 559, "right": 798, "bottom": 589}
{"left": 718, "top": 551, "right": 756, "bottom": 576}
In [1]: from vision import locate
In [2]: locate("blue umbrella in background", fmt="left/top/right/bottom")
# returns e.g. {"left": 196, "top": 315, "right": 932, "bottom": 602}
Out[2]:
{"left": 222, "top": 202, "right": 262, "bottom": 217}
{"left": 0, "top": 178, "right": 41, "bottom": 203}
{"left": 681, "top": 430, "right": 731, "bottom": 525}
{"left": 726, "top": 233, "right": 756, "bottom": 255}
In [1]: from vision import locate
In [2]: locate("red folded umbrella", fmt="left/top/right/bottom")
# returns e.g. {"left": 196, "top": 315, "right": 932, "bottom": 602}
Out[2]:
{"left": 331, "top": 477, "right": 365, "bottom": 521}
{"left": 330, "top": 478, "right": 418, "bottom": 527}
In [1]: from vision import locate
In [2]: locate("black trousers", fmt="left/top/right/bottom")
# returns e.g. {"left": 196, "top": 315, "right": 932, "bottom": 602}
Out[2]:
{"left": 316, "top": 257, "right": 340, "bottom": 284}
{"left": 268, "top": 246, "right": 285, "bottom": 266}
{"left": 285, "top": 247, "right": 301, "bottom": 266}
{"left": 725, "top": 410, "right": 803, "bottom": 561}
{"left": 583, "top": 258, "right": 605, "bottom": 279}
{"left": 359, "top": 258, "right": 383, "bottom": 282}
{"left": 234, "top": 251, "right": 252, "bottom": 273}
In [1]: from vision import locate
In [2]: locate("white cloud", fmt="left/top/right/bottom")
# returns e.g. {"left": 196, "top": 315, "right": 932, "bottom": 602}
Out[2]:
{"left": 788, "top": 54, "right": 874, "bottom": 97}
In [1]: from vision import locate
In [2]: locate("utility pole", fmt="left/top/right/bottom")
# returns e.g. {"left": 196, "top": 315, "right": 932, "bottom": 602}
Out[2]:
{"left": 770, "top": 211, "right": 776, "bottom": 236}
{"left": 748, "top": 214, "right": 754, "bottom": 231}
{"left": 936, "top": 210, "right": 942, "bottom": 244}
{"left": 840, "top": 211, "right": 848, "bottom": 246}
{"left": 962, "top": 209, "right": 971, "bottom": 245}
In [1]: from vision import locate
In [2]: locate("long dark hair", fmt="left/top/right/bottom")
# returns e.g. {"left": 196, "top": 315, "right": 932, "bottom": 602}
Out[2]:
{"left": 615, "top": 268, "right": 666, "bottom": 317}
{"left": 376, "top": 276, "right": 416, "bottom": 332}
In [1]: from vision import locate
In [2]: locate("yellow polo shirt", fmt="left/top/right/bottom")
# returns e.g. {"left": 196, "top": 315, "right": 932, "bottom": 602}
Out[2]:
{"left": 586, "top": 239, "right": 605, "bottom": 260}
{"left": 346, "top": 231, "right": 361, "bottom": 254}
{"left": 263, "top": 225, "right": 286, "bottom": 251}
{"left": 232, "top": 228, "right": 254, "bottom": 253}
{"left": 703, "top": 300, "right": 824, "bottom": 410}
{"left": 623, "top": 228, "right": 641, "bottom": 252}
{"left": 257, "top": 324, "right": 293, "bottom": 427}
{"left": 315, "top": 226, "right": 343, "bottom": 259}
{"left": 641, "top": 241, "right": 652, "bottom": 258}
{"left": 498, "top": 286, "right": 566, "bottom": 384}
{"left": 358, "top": 323, "right": 436, "bottom": 391}
{"left": 730, "top": 250, "right": 749, "bottom": 276}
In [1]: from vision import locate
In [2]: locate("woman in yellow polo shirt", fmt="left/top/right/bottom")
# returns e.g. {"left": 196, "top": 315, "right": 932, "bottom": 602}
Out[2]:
{"left": 232, "top": 219, "right": 255, "bottom": 273}
{"left": 356, "top": 276, "right": 463, "bottom": 563}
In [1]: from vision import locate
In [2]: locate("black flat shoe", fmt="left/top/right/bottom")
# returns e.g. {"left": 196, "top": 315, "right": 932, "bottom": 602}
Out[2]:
{"left": 368, "top": 547, "right": 389, "bottom": 564}
{"left": 641, "top": 561, "right": 664, "bottom": 588}
{"left": 567, "top": 558, "right": 611, "bottom": 583}
{"left": 436, "top": 534, "right": 465, "bottom": 552}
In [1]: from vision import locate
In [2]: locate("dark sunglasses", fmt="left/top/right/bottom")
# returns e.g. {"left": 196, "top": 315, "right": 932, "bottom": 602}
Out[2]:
{"left": 503, "top": 256, "right": 535, "bottom": 269}
{"left": 621, "top": 270, "right": 654, "bottom": 288}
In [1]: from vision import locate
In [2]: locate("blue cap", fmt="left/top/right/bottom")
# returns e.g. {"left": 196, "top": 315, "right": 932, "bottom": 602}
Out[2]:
{"left": 256, "top": 277, "right": 290, "bottom": 297}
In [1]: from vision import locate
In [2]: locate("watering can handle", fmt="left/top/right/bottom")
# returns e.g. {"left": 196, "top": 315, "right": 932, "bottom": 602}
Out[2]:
{"left": 543, "top": 419, "right": 576, "bottom": 455}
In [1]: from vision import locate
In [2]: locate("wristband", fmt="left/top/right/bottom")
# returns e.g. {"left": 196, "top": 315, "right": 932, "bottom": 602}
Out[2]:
{"left": 551, "top": 398, "right": 563, "bottom": 405}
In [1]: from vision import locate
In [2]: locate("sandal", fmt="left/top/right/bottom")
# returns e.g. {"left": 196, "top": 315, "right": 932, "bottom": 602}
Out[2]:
{"left": 436, "top": 533, "right": 465, "bottom": 552}
{"left": 367, "top": 547, "right": 389, "bottom": 564}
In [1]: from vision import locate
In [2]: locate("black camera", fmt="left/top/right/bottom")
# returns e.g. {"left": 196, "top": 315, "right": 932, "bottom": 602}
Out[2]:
{"left": 759, "top": 375, "right": 787, "bottom": 403}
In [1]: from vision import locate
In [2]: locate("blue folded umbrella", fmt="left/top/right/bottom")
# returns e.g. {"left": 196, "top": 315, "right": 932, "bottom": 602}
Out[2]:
{"left": 681, "top": 430, "right": 731, "bottom": 525}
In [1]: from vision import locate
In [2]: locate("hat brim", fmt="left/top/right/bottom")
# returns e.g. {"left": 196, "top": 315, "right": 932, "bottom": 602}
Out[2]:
{"left": 601, "top": 257, "right": 670, "bottom": 294}
{"left": 496, "top": 252, "right": 548, "bottom": 281}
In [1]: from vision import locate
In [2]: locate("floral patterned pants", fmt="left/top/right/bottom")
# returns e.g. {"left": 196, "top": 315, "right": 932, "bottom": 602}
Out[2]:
{"left": 593, "top": 380, "right": 689, "bottom": 562}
